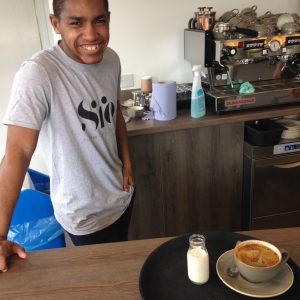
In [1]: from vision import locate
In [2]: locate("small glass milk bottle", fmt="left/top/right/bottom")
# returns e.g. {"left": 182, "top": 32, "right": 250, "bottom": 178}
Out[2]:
{"left": 187, "top": 234, "right": 209, "bottom": 284}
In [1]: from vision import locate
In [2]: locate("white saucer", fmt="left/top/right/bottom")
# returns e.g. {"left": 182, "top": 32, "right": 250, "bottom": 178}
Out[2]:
{"left": 216, "top": 250, "right": 294, "bottom": 298}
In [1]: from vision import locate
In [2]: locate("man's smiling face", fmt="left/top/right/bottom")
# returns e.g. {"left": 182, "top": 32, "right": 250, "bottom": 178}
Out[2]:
{"left": 50, "top": 0, "right": 110, "bottom": 64}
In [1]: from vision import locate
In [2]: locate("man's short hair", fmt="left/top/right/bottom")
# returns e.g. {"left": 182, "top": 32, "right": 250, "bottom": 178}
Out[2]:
{"left": 53, "top": 0, "right": 109, "bottom": 19}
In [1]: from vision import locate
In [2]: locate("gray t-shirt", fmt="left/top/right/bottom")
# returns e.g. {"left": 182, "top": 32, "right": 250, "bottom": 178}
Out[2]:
{"left": 3, "top": 45, "right": 133, "bottom": 235}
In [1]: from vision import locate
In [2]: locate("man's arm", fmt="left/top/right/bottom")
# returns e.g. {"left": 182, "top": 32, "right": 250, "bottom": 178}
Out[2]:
{"left": 0, "top": 125, "right": 39, "bottom": 272}
{"left": 115, "top": 101, "right": 134, "bottom": 192}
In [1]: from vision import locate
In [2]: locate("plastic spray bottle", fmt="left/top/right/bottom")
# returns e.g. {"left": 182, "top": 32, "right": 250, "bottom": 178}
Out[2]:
{"left": 191, "top": 65, "right": 206, "bottom": 118}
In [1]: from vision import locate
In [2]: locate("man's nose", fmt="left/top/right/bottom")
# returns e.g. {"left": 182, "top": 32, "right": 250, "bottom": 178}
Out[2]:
{"left": 83, "top": 24, "right": 98, "bottom": 40}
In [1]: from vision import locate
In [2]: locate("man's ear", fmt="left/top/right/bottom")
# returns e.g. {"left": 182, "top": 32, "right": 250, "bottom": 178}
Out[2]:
{"left": 49, "top": 14, "right": 61, "bottom": 34}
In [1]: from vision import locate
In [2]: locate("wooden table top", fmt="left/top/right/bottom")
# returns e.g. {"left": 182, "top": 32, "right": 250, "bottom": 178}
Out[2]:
{"left": 126, "top": 104, "right": 300, "bottom": 136}
{"left": 0, "top": 227, "right": 299, "bottom": 299}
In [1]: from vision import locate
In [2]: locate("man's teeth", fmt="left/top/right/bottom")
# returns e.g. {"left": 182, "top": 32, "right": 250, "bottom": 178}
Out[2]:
{"left": 82, "top": 45, "right": 99, "bottom": 51}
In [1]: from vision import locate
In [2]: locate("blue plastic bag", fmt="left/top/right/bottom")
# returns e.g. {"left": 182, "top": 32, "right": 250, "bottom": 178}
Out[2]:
{"left": 8, "top": 216, "right": 64, "bottom": 251}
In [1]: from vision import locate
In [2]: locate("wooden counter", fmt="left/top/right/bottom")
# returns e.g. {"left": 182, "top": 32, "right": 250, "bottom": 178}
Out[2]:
{"left": 0, "top": 227, "right": 299, "bottom": 300}
{"left": 126, "top": 104, "right": 300, "bottom": 136}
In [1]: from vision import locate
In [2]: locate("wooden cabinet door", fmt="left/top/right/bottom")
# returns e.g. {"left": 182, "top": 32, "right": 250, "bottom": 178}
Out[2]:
{"left": 128, "top": 122, "right": 244, "bottom": 240}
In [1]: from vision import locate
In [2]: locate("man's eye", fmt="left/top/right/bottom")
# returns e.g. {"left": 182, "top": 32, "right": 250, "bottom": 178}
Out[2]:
{"left": 70, "top": 21, "right": 81, "bottom": 26}
{"left": 96, "top": 18, "right": 107, "bottom": 24}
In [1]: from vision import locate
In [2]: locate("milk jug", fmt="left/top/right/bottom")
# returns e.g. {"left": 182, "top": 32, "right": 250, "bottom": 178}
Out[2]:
{"left": 187, "top": 234, "right": 209, "bottom": 284}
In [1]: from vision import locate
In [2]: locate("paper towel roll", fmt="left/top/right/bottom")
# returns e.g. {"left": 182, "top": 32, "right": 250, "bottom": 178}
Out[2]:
{"left": 151, "top": 81, "right": 177, "bottom": 121}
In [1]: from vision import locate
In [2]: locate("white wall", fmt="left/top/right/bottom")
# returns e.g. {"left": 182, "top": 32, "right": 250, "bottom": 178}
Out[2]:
{"left": 0, "top": 0, "right": 51, "bottom": 174}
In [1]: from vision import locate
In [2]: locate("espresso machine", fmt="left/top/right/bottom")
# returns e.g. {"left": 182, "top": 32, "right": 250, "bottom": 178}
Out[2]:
{"left": 184, "top": 11, "right": 300, "bottom": 113}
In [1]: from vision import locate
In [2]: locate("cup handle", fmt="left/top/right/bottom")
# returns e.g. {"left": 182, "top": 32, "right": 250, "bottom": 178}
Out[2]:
{"left": 251, "top": 5, "right": 258, "bottom": 12}
{"left": 280, "top": 249, "right": 289, "bottom": 265}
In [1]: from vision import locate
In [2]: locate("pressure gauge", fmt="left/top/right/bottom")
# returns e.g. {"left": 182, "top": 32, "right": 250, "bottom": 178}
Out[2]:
{"left": 269, "top": 40, "right": 281, "bottom": 52}
{"left": 222, "top": 46, "right": 237, "bottom": 57}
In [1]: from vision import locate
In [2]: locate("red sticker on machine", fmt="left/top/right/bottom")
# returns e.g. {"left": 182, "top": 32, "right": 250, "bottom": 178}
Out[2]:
{"left": 225, "top": 97, "right": 257, "bottom": 107}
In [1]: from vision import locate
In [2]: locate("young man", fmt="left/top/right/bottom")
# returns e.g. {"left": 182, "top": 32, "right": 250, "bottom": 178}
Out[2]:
{"left": 0, "top": 0, "right": 134, "bottom": 272}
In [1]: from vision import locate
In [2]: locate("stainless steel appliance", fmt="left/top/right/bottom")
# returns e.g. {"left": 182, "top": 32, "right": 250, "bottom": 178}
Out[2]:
{"left": 184, "top": 11, "right": 300, "bottom": 113}
{"left": 242, "top": 139, "right": 300, "bottom": 230}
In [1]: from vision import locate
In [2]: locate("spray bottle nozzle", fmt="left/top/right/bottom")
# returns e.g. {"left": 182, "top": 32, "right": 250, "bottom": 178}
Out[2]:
{"left": 192, "top": 65, "right": 206, "bottom": 78}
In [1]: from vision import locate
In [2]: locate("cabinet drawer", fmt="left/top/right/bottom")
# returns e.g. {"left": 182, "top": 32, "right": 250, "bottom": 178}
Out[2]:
{"left": 252, "top": 164, "right": 300, "bottom": 217}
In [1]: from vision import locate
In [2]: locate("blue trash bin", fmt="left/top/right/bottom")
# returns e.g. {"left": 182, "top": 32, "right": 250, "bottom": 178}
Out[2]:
{"left": 27, "top": 168, "right": 50, "bottom": 194}
{"left": 9, "top": 169, "right": 66, "bottom": 251}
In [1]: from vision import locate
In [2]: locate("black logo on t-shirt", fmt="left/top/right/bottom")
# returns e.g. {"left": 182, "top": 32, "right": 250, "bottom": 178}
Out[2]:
{"left": 78, "top": 96, "right": 115, "bottom": 131}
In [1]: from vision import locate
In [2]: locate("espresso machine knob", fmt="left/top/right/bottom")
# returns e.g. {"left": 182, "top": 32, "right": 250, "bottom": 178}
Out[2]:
{"left": 222, "top": 46, "right": 237, "bottom": 57}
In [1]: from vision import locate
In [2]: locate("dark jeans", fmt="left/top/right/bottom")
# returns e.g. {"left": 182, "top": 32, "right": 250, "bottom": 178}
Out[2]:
{"left": 67, "top": 189, "right": 135, "bottom": 246}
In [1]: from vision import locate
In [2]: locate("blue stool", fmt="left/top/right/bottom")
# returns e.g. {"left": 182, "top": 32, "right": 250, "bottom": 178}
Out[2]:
{"left": 9, "top": 170, "right": 66, "bottom": 251}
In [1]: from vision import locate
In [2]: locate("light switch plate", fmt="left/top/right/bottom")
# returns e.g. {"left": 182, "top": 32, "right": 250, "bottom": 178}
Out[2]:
{"left": 121, "top": 74, "right": 134, "bottom": 89}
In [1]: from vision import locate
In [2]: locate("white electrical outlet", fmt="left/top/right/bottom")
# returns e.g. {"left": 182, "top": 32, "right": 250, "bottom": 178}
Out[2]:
{"left": 121, "top": 74, "right": 134, "bottom": 89}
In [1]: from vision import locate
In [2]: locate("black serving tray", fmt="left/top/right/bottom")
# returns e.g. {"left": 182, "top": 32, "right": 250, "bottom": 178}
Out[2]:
{"left": 139, "top": 230, "right": 300, "bottom": 300}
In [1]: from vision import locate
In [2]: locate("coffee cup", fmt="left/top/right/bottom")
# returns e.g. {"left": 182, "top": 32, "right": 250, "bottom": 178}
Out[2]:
{"left": 281, "top": 22, "right": 300, "bottom": 34}
{"left": 240, "top": 5, "right": 257, "bottom": 17}
{"left": 277, "top": 13, "right": 294, "bottom": 30}
{"left": 233, "top": 239, "right": 289, "bottom": 283}
{"left": 228, "top": 14, "right": 243, "bottom": 27}
{"left": 218, "top": 9, "right": 239, "bottom": 23}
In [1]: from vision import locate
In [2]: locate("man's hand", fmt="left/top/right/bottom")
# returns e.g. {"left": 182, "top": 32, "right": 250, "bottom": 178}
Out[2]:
{"left": 116, "top": 101, "right": 135, "bottom": 192}
{"left": 0, "top": 240, "right": 26, "bottom": 272}
{"left": 122, "top": 164, "right": 134, "bottom": 192}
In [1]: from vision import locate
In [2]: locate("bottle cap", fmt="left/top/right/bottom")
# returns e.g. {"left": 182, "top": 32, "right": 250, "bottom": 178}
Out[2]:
{"left": 192, "top": 65, "right": 203, "bottom": 72}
